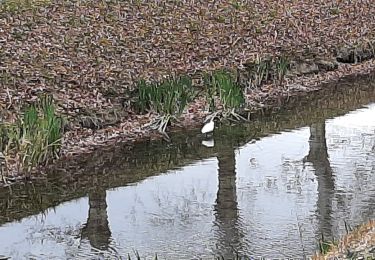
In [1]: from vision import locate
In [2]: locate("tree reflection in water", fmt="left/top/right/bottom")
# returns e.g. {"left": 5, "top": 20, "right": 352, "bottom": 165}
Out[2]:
{"left": 81, "top": 187, "right": 112, "bottom": 252}
{"left": 214, "top": 150, "right": 244, "bottom": 257}
{"left": 304, "top": 122, "right": 335, "bottom": 239}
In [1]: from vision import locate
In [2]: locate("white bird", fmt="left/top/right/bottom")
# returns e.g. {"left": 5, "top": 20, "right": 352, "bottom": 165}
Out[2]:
{"left": 202, "top": 139, "right": 215, "bottom": 148}
{"left": 201, "top": 113, "right": 217, "bottom": 136}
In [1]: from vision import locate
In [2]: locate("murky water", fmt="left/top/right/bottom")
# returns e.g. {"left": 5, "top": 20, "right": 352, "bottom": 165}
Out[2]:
{"left": 0, "top": 78, "right": 375, "bottom": 259}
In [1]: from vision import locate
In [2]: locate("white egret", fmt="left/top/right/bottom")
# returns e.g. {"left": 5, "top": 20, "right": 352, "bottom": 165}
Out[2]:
{"left": 201, "top": 112, "right": 217, "bottom": 136}
{"left": 201, "top": 118, "right": 214, "bottom": 134}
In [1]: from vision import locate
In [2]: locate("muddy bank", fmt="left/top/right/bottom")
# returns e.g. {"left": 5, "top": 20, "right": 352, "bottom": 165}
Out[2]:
{"left": 1, "top": 52, "right": 375, "bottom": 183}
{"left": 1, "top": 0, "right": 375, "bottom": 179}
{"left": 60, "top": 58, "right": 375, "bottom": 157}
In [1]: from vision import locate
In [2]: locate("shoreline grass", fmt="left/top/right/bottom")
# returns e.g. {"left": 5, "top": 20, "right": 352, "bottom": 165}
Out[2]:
{"left": 133, "top": 57, "right": 292, "bottom": 132}
{"left": 0, "top": 95, "right": 63, "bottom": 177}
{"left": 135, "top": 75, "right": 197, "bottom": 133}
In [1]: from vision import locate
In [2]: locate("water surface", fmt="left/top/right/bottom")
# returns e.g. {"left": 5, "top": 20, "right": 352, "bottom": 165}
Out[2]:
{"left": 0, "top": 78, "right": 375, "bottom": 259}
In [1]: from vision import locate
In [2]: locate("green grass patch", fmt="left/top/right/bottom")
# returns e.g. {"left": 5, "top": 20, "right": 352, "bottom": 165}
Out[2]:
{"left": 131, "top": 56, "right": 292, "bottom": 132}
{"left": 206, "top": 70, "right": 245, "bottom": 110}
{"left": 134, "top": 70, "right": 248, "bottom": 133}
{"left": 275, "top": 55, "right": 290, "bottom": 83}
{"left": 136, "top": 75, "right": 195, "bottom": 115}
{"left": 204, "top": 70, "right": 247, "bottom": 122}
{"left": 135, "top": 76, "right": 196, "bottom": 132}
{"left": 0, "top": 95, "right": 63, "bottom": 175}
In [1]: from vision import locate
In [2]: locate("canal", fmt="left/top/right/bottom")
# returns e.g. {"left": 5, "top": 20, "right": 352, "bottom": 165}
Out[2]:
{"left": 0, "top": 76, "right": 374, "bottom": 259}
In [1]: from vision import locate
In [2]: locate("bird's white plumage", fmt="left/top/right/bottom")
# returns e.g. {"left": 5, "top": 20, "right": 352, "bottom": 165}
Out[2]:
{"left": 201, "top": 119, "right": 214, "bottom": 134}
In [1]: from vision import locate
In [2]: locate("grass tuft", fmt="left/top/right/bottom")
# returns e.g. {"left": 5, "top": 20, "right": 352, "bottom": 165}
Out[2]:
{"left": 135, "top": 75, "right": 196, "bottom": 133}
{"left": 210, "top": 70, "right": 244, "bottom": 110}
{"left": 0, "top": 95, "right": 63, "bottom": 176}
{"left": 243, "top": 55, "right": 290, "bottom": 90}
{"left": 275, "top": 55, "right": 290, "bottom": 83}
{"left": 204, "top": 70, "right": 247, "bottom": 122}
{"left": 136, "top": 75, "right": 195, "bottom": 115}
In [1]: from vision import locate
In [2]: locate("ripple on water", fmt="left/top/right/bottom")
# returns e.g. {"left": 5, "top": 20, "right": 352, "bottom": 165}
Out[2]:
{"left": 0, "top": 103, "right": 374, "bottom": 259}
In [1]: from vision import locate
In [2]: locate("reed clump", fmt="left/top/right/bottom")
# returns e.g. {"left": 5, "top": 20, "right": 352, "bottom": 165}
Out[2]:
{"left": 135, "top": 75, "right": 196, "bottom": 133}
{"left": 204, "top": 70, "right": 247, "bottom": 122}
{"left": 0, "top": 95, "right": 63, "bottom": 176}
{"left": 134, "top": 56, "right": 291, "bottom": 133}
{"left": 207, "top": 70, "right": 244, "bottom": 110}
{"left": 242, "top": 55, "right": 290, "bottom": 90}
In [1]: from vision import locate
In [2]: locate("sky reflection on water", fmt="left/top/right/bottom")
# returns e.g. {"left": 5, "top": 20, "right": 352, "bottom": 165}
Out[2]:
{"left": 0, "top": 104, "right": 374, "bottom": 259}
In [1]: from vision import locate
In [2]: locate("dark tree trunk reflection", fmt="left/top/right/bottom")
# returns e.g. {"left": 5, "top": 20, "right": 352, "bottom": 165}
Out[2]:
{"left": 304, "top": 122, "right": 335, "bottom": 239}
{"left": 81, "top": 187, "right": 112, "bottom": 251}
{"left": 214, "top": 150, "right": 243, "bottom": 257}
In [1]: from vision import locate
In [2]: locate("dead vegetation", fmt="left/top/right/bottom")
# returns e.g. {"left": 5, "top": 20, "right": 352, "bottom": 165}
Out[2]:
{"left": 313, "top": 220, "right": 375, "bottom": 260}
{"left": 1, "top": 0, "right": 375, "bottom": 176}
{"left": 1, "top": 0, "right": 375, "bottom": 119}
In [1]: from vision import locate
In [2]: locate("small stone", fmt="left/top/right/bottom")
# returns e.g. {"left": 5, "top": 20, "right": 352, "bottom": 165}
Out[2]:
{"left": 316, "top": 59, "right": 339, "bottom": 71}
{"left": 290, "top": 59, "right": 319, "bottom": 76}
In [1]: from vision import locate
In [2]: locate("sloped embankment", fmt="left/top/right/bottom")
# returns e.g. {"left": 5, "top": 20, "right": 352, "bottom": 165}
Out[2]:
{"left": 1, "top": 0, "right": 375, "bottom": 174}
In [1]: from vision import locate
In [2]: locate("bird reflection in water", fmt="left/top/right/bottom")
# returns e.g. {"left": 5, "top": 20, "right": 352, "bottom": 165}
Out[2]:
{"left": 202, "top": 138, "right": 215, "bottom": 147}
